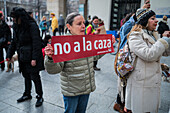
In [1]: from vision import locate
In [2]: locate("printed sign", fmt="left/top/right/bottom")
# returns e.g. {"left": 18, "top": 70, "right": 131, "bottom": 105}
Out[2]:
{"left": 51, "top": 34, "right": 114, "bottom": 63}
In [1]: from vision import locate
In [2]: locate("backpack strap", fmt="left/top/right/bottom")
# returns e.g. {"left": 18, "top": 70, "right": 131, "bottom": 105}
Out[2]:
{"left": 127, "top": 40, "right": 137, "bottom": 70}
{"left": 114, "top": 34, "right": 121, "bottom": 75}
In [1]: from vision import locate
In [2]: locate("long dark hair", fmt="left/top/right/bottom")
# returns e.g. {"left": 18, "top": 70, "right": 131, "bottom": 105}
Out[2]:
{"left": 10, "top": 7, "right": 36, "bottom": 29}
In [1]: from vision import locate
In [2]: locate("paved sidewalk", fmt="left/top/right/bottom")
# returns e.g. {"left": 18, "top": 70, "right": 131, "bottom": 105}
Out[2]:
{"left": 0, "top": 54, "right": 170, "bottom": 113}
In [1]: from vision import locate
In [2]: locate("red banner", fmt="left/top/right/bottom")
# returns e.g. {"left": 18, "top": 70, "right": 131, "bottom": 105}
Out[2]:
{"left": 51, "top": 34, "right": 114, "bottom": 63}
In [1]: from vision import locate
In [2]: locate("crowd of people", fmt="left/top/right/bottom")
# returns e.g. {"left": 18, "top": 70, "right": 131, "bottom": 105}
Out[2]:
{"left": 0, "top": 0, "right": 170, "bottom": 112}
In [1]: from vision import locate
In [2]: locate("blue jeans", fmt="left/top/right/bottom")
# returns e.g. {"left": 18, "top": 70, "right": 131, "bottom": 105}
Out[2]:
{"left": 63, "top": 94, "right": 90, "bottom": 113}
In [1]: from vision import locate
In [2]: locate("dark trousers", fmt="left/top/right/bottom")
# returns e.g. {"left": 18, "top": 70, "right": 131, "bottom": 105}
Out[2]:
{"left": 93, "top": 60, "right": 98, "bottom": 67}
{"left": 22, "top": 71, "right": 43, "bottom": 97}
{"left": 41, "top": 30, "right": 46, "bottom": 37}
{"left": 116, "top": 86, "right": 126, "bottom": 105}
{"left": 59, "top": 25, "right": 64, "bottom": 35}
{"left": 0, "top": 46, "right": 10, "bottom": 69}
{"left": 53, "top": 28, "right": 58, "bottom": 36}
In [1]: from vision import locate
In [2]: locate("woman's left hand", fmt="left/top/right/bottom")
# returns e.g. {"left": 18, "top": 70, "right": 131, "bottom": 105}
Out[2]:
{"left": 44, "top": 44, "right": 54, "bottom": 58}
{"left": 162, "top": 31, "right": 170, "bottom": 37}
{"left": 7, "top": 41, "right": 11, "bottom": 45}
{"left": 31, "top": 60, "right": 36, "bottom": 66}
{"left": 112, "top": 35, "right": 116, "bottom": 44}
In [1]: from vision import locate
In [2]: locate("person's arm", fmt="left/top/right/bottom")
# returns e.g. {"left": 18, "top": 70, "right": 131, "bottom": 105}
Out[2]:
{"left": 6, "top": 28, "right": 16, "bottom": 60}
{"left": 44, "top": 44, "right": 64, "bottom": 74}
{"left": 39, "top": 21, "right": 42, "bottom": 29}
{"left": 128, "top": 32, "right": 169, "bottom": 62}
{"left": 162, "top": 31, "right": 170, "bottom": 56}
{"left": 53, "top": 18, "right": 58, "bottom": 29}
{"left": 44, "top": 56, "right": 64, "bottom": 74}
{"left": 4, "top": 22, "right": 11, "bottom": 44}
{"left": 30, "top": 22, "right": 42, "bottom": 63}
{"left": 142, "top": 0, "right": 150, "bottom": 9}
{"left": 119, "top": 17, "right": 134, "bottom": 48}
{"left": 85, "top": 25, "right": 95, "bottom": 35}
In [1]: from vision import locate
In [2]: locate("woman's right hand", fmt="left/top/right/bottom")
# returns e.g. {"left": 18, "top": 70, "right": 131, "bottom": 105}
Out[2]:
{"left": 94, "top": 29, "right": 100, "bottom": 34}
{"left": 162, "top": 31, "right": 170, "bottom": 37}
{"left": 6, "top": 58, "right": 11, "bottom": 62}
{"left": 44, "top": 44, "right": 54, "bottom": 58}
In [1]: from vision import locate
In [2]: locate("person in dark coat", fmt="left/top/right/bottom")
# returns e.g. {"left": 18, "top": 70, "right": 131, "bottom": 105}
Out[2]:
{"left": 7, "top": 7, "right": 44, "bottom": 107}
{"left": 0, "top": 11, "right": 11, "bottom": 71}
{"left": 157, "top": 15, "right": 169, "bottom": 37}
{"left": 58, "top": 14, "right": 65, "bottom": 35}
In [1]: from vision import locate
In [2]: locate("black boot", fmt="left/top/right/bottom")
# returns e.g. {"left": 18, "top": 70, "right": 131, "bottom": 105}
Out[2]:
{"left": 17, "top": 94, "right": 32, "bottom": 102}
{"left": 93, "top": 67, "right": 101, "bottom": 71}
{"left": 35, "top": 95, "right": 44, "bottom": 107}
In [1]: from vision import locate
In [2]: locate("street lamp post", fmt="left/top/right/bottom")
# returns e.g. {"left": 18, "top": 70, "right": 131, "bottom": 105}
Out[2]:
{"left": 4, "top": 0, "right": 7, "bottom": 22}
{"left": 37, "top": 0, "right": 40, "bottom": 24}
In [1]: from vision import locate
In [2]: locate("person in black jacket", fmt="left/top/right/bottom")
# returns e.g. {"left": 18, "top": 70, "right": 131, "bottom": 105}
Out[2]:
{"left": 0, "top": 11, "right": 11, "bottom": 71}
{"left": 7, "top": 7, "right": 44, "bottom": 107}
{"left": 157, "top": 15, "right": 169, "bottom": 37}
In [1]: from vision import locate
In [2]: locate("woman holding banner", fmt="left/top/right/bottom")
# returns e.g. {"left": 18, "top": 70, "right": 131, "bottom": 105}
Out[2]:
{"left": 44, "top": 12, "right": 109, "bottom": 113}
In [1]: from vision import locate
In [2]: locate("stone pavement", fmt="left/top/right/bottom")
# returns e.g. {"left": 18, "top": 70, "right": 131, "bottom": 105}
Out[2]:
{"left": 0, "top": 54, "right": 170, "bottom": 113}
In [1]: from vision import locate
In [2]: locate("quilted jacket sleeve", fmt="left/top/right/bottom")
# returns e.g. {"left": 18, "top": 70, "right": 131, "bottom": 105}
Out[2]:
{"left": 44, "top": 56, "right": 64, "bottom": 74}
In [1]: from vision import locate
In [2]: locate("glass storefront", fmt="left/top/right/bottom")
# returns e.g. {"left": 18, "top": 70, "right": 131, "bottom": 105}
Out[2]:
{"left": 110, "top": 0, "right": 141, "bottom": 30}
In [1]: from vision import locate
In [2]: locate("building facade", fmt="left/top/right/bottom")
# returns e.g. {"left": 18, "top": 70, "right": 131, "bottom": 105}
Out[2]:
{"left": 1, "top": 0, "right": 169, "bottom": 30}
{"left": 88, "top": 0, "right": 141, "bottom": 30}
{"left": 47, "top": 0, "right": 66, "bottom": 19}
{"left": 89, "top": 0, "right": 170, "bottom": 30}
{"left": 0, "top": 0, "right": 47, "bottom": 23}
{"left": 46, "top": 0, "right": 87, "bottom": 19}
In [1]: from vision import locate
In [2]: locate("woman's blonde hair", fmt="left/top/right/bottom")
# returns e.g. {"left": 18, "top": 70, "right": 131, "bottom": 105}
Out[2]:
{"left": 41, "top": 16, "right": 46, "bottom": 21}
{"left": 127, "top": 24, "right": 145, "bottom": 39}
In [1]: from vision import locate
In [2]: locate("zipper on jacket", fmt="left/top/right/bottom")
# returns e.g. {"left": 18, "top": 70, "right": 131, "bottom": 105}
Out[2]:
{"left": 86, "top": 57, "right": 92, "bottom": 91}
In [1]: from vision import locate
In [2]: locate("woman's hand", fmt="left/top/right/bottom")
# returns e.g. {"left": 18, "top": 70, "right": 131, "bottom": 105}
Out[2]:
{"left": 7, "top": 41, "right": 11, "bottom": 45}
{"left": 142, "top": 0, "right": 150, "bottom": 9}
{"left": 94, "top": 29, "right": 100, "bottom": 34}
{"left": 44, "top": 44, "right": 54, "bottom": 58}
{"left": 162, "top": 31, "right": 170, "bottom": 37}
{"left": 31, "top": 60, "right": 36, "bottom": 66}
{"left": 6, "top": 58, "right": 11, "bottom": 62}
{"left": 112, "top": 35, "right": 116, "bottom": 44}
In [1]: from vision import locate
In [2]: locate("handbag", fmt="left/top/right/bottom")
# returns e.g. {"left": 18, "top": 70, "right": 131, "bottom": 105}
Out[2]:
{"left": 116, "top": 42, "right": 136, "bottom": 80}
{"left": 0, "top": 37, "right": 7, "bottom": 47}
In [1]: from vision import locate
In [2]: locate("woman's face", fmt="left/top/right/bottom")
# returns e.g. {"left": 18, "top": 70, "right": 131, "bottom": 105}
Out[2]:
{"left": 43, "top": 17, "right": 46, "bottom": 21}
{"left": 67, "top": 15, "right": 85, "bottom": 35}
{"left": 93, "top": 19, "right": 99, "bottom": 25}
{"left": 147, "top": 15, "right": 158, "bottom": 31}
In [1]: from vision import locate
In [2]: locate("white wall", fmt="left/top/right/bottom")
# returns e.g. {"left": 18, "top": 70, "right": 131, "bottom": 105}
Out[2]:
{"left": 141, "top": 0, "right": 170, "bottom": 27}
{"left": 47, "top": 0, "right": 59, "bottom": 18}
{"left": 88, "top": 0, "right": 112, "bottom": 30}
